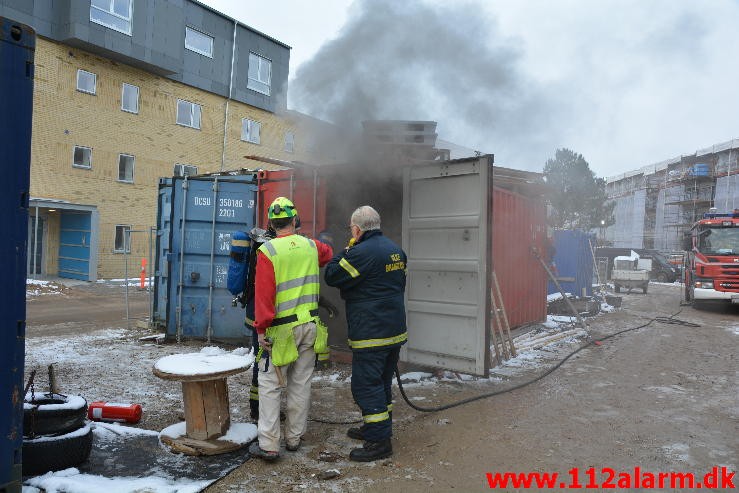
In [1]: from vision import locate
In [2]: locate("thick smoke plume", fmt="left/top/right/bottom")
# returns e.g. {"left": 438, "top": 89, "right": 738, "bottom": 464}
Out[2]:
{"left": 289, "top": 0, "right": 559, "bottom": 169}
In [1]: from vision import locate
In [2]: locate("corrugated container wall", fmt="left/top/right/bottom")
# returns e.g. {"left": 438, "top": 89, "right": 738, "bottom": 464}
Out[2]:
{"left": 492, "top": 187, "right": 548, "bottom": 328}
{"left": 1, "top": 17, "right": 34, "bottom": 491}
{"left": 155, "top": 174, "right": 259, "bottom": 342}
{"left": 153, "top": 169, "right": 327, "bottom": 343}
{"left": 547, "top": 230, "right": 595, "bottom": 297}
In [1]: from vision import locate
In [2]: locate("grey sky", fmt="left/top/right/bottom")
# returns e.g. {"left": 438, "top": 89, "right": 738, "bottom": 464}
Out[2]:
{"left": 202, "top": 0, "right": 739, "bottom": 178}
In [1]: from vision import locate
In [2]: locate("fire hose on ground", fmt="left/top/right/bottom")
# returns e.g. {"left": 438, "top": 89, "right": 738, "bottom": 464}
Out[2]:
{"left": 309, "top": 309, "right": 700, "bottom": 424}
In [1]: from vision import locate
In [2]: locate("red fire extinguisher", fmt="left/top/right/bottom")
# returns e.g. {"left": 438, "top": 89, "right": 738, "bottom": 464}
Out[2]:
{"left": 88, "top": 401, "right": 143, "bottom": 423}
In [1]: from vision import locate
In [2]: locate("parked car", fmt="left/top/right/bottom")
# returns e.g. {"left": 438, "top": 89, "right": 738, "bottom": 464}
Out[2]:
{"left": 595, "top": 247, "right": 680, "bottom": 283}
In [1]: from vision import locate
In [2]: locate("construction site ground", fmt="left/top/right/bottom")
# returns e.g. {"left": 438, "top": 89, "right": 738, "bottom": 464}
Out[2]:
{"left": 24, "top": 281, "right": 738, "bottom": 492}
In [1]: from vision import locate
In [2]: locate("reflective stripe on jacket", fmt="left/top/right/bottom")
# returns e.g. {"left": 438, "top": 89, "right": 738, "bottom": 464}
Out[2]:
{"left": 324, "top": 230, "right": 407, "bottom": 352}
{"left": 259, "top": 235, "right": 320, "bottom": 326}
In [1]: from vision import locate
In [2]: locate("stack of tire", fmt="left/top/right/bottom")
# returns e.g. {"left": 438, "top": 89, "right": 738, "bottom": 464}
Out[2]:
{"left": 23, "top": 392, "right": 92, "bottom": 476}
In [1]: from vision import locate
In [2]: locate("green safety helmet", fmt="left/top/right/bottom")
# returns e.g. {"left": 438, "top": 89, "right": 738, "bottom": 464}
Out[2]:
{"left": 268, "top": 196, "right": 297, "bottom": 219}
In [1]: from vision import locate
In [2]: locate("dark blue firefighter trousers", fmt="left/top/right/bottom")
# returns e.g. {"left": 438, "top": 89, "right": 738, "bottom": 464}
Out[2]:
{"left": 350, "top": 346, "right": 401, "bottom": 442}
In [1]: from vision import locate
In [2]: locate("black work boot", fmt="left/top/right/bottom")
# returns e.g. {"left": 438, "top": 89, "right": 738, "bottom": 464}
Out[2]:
{"left": 346, "top": 425, "right": 366, "bottom": 440}
{"left": 349, "top": 438, "right": 392, "bottom": 462}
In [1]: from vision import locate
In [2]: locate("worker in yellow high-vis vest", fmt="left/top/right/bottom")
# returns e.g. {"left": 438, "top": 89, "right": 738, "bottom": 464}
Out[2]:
{"left": 249, "top": 197, "right": 333, "bottom": 461}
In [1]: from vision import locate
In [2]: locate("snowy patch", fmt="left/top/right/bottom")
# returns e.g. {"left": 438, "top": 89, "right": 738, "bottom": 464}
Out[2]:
{"left": 92, "top": 422, "right": 160, "bottom": 438}
{"left": 24, "top": 392, "right": 86, "bottom": 411}
{"left": 400, "top": 372, "right": 433, "bottom": 382}
{"left": 312, "top": 372, "right": 344, "bottom": 383}
{"left": 154, "top": 347, "right": 254, "bottom": 377}
{"left": 24, "top": 424, "right": 91, "bottom": 443}
{"left": 26, "top": 279, "right": 65, "bottom": 297}
{"left": 726, "top": 325, "right": 739, "bottom": 336}
{"left": 158, "top": 421, "right": 256, "bottom": 445}
{"left": 160, "top": 421, "right": 187, "bottom": 440}
{"left": 600, "top": 302, "right": 616, "bottom": 313}
{"left": 547, "top": 292, "right": 571, "bottom": 302}
{"left": 24, "top": 467, "right": 210, "bottom": 493}
{"left": 217, "top": 423, "right": 257, "bottom": 445}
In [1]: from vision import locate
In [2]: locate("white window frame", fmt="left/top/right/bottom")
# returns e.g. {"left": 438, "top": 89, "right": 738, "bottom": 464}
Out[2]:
{"left": 241, "top": 118, "right": 261, "bottom": 144}
{"left": 284, "top": 131, "right": 295, "bottom": 153}
{"left": 176, "top": 99, "right": 201, "bottom": 129}
{"left": 121, "top": 83, "right": 139, "bottom": 113}
{"left": 117, "top": 153, "right": 135, "bottom": 183}
{"left": 90, "top": 0, "right": 133, "bottom": 36}
{"left": 72, "top": 145, "right": 92, "bottom": 169}
{"left": 185, "top": 26, "right": 214, "bottom": 58}
{"left": 174, "top": 163, "right": 199, "bottom": 177}
{"left": 247, "top": 52, "right": 272, "bottom": 96}
{"left": 114, "top": 224, "right": 132, "bottom": 253}
{"left": 76, "top": 69, "right": 97, "bottom": 95}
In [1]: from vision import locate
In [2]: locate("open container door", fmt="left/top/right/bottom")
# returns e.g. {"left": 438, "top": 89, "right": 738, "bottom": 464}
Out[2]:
{"left": 401, "top": 156, "right": 492, "bottom": 376}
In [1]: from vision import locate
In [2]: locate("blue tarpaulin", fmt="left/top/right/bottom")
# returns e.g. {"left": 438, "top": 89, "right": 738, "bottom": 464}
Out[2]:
{"left": 548, "top": 230, "right": 596, "bottom": 297}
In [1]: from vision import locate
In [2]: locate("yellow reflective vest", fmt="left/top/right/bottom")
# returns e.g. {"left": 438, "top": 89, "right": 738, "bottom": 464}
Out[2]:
{"left": 259, "top": 235, "right": 326, "bottom": 365}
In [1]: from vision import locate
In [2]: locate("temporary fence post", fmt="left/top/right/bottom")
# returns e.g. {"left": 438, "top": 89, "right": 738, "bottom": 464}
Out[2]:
{"left": 149, "top": 226, "right": 154, "bottom": 327}
{"left": 124, "top": 230, "right": 130, "bottom": 329}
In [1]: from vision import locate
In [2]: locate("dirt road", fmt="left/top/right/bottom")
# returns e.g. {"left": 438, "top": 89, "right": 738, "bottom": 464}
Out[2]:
{"left": 206, "top": 284, "right": 738, "bottom": 492}
{"left": 23, "top": 282, "right": 737, "bottom": 492}
{"left": 26, "top": 282, "right": 150, "bottom": 337}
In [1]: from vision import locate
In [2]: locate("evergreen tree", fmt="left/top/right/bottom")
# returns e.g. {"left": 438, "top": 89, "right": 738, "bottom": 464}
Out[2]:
{"left": 543, "top": 148, "right": 615, "bottom": 230}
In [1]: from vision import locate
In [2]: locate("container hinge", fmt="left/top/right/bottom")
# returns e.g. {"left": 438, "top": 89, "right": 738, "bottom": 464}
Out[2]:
{"left": 212, "top": 182, "right": 219, "bottom": 192}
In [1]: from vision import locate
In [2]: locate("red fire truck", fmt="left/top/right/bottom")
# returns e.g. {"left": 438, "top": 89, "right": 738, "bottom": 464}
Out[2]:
{"left": 684, "top": 210, "right": 739, "bottom": 304}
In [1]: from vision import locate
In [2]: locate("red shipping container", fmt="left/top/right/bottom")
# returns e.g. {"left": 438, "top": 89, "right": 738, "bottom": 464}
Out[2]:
{"left": 491, "top": 185, "right": 548, "bottom": 329}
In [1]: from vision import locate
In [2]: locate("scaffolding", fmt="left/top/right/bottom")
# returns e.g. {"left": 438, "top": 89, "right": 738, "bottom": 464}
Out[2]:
{"left": 605, "top": 138, "right": 739, "bottom": 252}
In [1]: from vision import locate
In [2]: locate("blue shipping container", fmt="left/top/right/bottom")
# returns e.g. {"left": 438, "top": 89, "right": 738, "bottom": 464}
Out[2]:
{"left": 1, "top": 17, "right": 34, "bottom": 491}
{"left": 154, "top": 174, "right": 258, "bottom": 342}
{"left": 548, "top": 230, "right": 595, "bottom": 298}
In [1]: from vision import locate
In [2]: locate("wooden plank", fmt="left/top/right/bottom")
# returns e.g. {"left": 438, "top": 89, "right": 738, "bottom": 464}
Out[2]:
{"left": 202, "top": 379, "right": 230, "bottom": 438}
{"left": 160, "top": 434, "right": 244, "bottom": 456}
{"left": 182, "top": 381, "right": 207, "bottom": 440}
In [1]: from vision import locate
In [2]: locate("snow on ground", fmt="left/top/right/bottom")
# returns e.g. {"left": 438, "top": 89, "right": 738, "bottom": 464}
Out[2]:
{"left": 160, "top": 421, "right": 257, "bottom": 445}
{"left": 26, "top": 279, "right": 65, "bottom": 297}
{"left": 727, "top": 325, "right": 739, "bottom": 335}
{"left": 92, "top": 421, "right": 160, "bottom": 437}
{"left": 24, "top": 467, "right": 210, "bottom": 493}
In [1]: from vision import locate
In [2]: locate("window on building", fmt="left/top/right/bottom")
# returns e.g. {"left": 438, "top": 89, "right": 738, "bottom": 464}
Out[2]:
{"left": 76, "top": 69, "right": 97, "bottom": 95}
{"left": 241, "top": 118, "right": 261, "bottom": 144}
{"left": 247, "top": 53, "right": 271, "bottom": 96}
{"left": 174, "top": 164, "right": 198, "bottom": 177}
{"left": 284, "top": 131, "right": 295, "bottom": 153}
{"left": 176, "top": 99, "right": 201, "bottom": 129}
{"left": 73, "top": 146, "right": 92, "bottom": 169}
{"left": 118, "top": 154, "right": 134, "bottom": 182}
{"left": 185, "top": 27, "right": 214, "bottom": 58}
{"left": 114, "top": 225, "right": 131, "bottom": 253}
{"left": 121, "top": 83, "right": 139, "bottom": 113}
{"left": 90, "top": 0, "right": 133, "bottom": 35}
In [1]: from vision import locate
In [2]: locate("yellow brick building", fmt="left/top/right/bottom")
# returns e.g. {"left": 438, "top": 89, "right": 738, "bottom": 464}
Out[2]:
{"left": 24, "top": 37, "right": 317, "bottom": 280}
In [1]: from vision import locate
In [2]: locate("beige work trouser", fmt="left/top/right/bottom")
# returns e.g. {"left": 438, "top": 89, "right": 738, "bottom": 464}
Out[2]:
{"left": 258, "top": 321, "right": 317, "bottom": 452}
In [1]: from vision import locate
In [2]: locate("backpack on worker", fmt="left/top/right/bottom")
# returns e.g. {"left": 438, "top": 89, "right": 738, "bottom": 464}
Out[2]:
{"left": 227, "top": 231, "right": 250, "bottom": 302}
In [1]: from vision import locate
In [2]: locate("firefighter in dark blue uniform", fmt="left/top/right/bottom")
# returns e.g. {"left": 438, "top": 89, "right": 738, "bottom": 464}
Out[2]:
{"left": 324, "top": 205, "right": 407, "bottom": 462}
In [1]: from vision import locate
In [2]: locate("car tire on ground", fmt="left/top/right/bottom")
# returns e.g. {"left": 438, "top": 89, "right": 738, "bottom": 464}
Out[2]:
{"left": 656, "top": 272, "right": 668, "bottom": 283}
{"left": 22, "top": 424, "right": 93, "bottom": 476}
{"left": 24, "top": 393, "right": 88, "bottom": 437}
